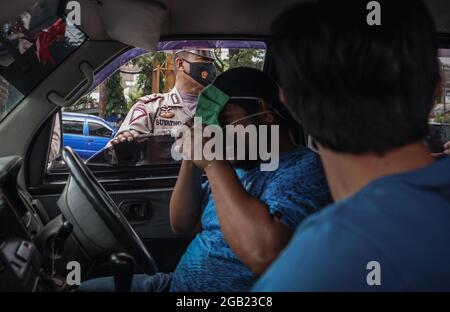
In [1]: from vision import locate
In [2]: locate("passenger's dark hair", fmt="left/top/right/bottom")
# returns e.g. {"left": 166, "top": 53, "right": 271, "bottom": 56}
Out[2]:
{"left": 271, "top": 0, "right": 440, "bottom": 154}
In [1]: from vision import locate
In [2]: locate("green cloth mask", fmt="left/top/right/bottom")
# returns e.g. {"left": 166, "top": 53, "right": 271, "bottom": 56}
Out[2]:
{"left": 195, "top": 84, "right": 230, "bottom": 125}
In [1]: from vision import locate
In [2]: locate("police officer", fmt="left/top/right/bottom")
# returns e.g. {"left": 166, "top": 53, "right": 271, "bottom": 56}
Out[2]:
{"left": 110, "top": 49, "right": 216, "bottom": 145}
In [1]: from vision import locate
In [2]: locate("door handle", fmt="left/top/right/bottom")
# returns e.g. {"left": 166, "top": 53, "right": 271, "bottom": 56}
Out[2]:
{"left": 119, "top": 200, "right": 152, "bottom": 222}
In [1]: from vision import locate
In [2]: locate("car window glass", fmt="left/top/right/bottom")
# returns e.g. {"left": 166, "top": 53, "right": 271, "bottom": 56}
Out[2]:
{"left": 47, "top": 40, "right": 267, "bottom": 172}
{"left": 0, "top": 1, "right": 87, "bottom": 123}
{"left": 62, "top": 120, "right": 83, "bottom": 135}
{"left": 427, "top": 48, "right": 450, "bottom": 155}
{"left": 89, "top": 122, "right": 112, "bottom": 138}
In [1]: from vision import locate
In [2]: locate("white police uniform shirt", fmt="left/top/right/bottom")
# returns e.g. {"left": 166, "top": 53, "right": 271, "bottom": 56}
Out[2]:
{"left": 117, "top": 87, "right": 193, "bottom": 136}
{"left": 109, "top": 87, "right": 194, "bottom": 165}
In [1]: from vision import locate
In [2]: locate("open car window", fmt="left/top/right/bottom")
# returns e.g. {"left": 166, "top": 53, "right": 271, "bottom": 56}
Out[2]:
{"left": 427, "top": 48, "right": 450, "bottom": 155}
{"left": 47, "top": 40, "right": 267, "bottom": 173}
{"left": 0, "top": 0, "right": 87, "bottom": 123}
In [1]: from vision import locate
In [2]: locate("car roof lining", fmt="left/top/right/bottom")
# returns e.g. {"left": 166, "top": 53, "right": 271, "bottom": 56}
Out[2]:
{"left": 4, "top": 1, "right": 450, "bottom": 52}
{"left": 79, "top": 0, "right": 450, "bottom": 46}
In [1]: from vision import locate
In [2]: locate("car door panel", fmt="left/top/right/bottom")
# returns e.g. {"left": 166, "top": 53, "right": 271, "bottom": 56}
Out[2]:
{"left": 110, "top": 188, "right": 174, "bottom": 238}
{"left": 110, "top": 187, "right": 193, "bottom": 272}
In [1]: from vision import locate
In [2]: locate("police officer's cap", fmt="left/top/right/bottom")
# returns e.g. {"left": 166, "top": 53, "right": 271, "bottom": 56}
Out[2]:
{"left": 174, "top": 49, "right": 215, "bottom": 61}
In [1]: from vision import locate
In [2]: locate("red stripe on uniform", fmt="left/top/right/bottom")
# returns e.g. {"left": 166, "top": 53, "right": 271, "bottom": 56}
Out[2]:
{"left": 130, "top": 106, "right": 147, "bottom": 124}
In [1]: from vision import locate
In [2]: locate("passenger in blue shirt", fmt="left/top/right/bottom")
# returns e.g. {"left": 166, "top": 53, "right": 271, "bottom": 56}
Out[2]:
{"left": 253, "top": 0, "right": 450, "bottom": 291}
{"left": 79, "top": 67, "right": 331, "bottom": 292}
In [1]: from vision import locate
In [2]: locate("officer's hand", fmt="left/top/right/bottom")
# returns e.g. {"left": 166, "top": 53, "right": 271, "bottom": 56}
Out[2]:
{"left": 111, "top": 130, "right": 140, "bottom": 145}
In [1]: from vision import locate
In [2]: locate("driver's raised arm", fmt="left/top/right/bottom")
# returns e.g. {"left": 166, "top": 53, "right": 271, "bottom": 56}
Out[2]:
{"left": 169, "top": 160, "right": 204, "bottom": 234}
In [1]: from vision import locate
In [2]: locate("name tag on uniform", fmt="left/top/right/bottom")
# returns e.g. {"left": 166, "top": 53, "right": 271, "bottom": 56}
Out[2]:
{"left": 155, "top": 119, "right": 182, "bottom": 126}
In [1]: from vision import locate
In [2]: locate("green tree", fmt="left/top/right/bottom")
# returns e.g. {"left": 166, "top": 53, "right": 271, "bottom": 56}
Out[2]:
{"left": 134, "top": 52, "right": 167, "bottom": 94}
{"left": 226, "top": 49, "right": 265, "bottom": 70}
{"left": 435, "top": 113, "right": 450, "bottom": 124}
{"left": 105, "top": 71, "right": 127, "bottom": 115}
{"left": 127, "top": 90, "right": 143, "bottom": 110}
{"left": 69, "top": 94, "right": 94, "bottom": 111}
{"left": 213, "top": 49, "right": 266, "bottom": 73}
{"left": 214, "top": 49, "right": 226, "bottom": 73}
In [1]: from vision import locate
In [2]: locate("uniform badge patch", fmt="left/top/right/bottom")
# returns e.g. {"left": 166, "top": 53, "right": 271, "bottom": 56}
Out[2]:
{"left": 171, "top": 93, "right": 181, "bottom": 105}
{"left": 130, "top": 105, "right": 147, "bottom": 124}
{"left": 159, "top": 106, "right": 175, "bottom": 119}
{"left": 201, "top": 70, "right": 208, "bottom": 79}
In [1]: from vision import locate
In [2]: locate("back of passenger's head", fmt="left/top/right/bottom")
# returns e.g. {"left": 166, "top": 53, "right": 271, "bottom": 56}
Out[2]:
{"left": 271, "top": 0, "right": 439, "bottom": 154}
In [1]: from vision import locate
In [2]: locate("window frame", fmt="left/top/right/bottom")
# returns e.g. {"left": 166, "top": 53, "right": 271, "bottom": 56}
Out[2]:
{"left": 45, "top": 38, "right": 270, "bottom": 179}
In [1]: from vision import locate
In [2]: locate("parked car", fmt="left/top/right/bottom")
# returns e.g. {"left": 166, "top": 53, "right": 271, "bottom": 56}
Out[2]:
{"left": 62, "top": 112, "right": 117, "bottom": 159}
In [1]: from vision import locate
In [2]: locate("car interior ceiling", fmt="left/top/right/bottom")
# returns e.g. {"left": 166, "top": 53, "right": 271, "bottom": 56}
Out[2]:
{"left": 0, "top": 0, "right": 449, "bottom": 292}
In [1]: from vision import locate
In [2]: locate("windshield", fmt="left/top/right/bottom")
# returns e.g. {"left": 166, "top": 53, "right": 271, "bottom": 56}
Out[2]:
{"left": 0, "top": 0, "right": 87, "bottom": 123}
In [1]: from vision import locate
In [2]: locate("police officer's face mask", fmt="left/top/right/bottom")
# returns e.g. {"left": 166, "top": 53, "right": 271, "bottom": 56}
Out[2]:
{"left": 183, "top": 59, "right": 217, "bottom": 86}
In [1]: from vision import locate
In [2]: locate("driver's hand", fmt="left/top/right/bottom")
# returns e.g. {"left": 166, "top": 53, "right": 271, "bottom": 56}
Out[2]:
{"left": 179, "top": 124, "right": 216, "bottom": 170}
{"left": 111, "top": 130, "right": 140, "bottom": 145}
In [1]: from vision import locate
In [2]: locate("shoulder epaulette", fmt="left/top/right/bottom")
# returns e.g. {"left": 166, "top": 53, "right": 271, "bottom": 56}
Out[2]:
{"left": 139, "top": 94, "right": 164, "bottom": 104}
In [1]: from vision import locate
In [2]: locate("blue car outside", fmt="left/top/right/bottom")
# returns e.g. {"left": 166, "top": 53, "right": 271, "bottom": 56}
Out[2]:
{"left": 62, "top": 113, "right": 117, "bottom": 159}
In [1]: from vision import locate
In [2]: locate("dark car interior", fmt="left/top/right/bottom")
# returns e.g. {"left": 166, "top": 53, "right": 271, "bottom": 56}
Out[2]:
{"left": 0, "top": 0, "right": 449, "bottom": 292}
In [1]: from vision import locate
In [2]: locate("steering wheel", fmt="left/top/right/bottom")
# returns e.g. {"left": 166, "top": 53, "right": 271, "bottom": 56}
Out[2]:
{"left": 59, "top": 146, "right": 158, "bottom": 275}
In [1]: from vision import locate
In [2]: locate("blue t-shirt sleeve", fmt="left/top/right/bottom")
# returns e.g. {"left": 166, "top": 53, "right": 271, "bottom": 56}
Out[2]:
{"left": 253, "top": 217, "right": 399, "bottom": 291}
{"left": 264, "top": 187, "right": 318, "bottom": 229}
{"left": 262, "top": 153, "right": 330, "bottom": 229}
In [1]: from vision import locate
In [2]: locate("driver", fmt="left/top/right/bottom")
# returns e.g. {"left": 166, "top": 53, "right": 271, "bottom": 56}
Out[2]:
{"left": 78, "top": 67, "right": 332, "bottom": 292}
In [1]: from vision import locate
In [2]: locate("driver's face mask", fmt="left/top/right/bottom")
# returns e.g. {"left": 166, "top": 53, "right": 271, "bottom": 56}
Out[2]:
{"left": 182, "top": 59, "right": 217, "bottom": 86}
{"left": 221, "top": 99, "right": 275, "bottom": 129}
{"left": 195, "top": 85, "right": 283, "bottom": 127}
